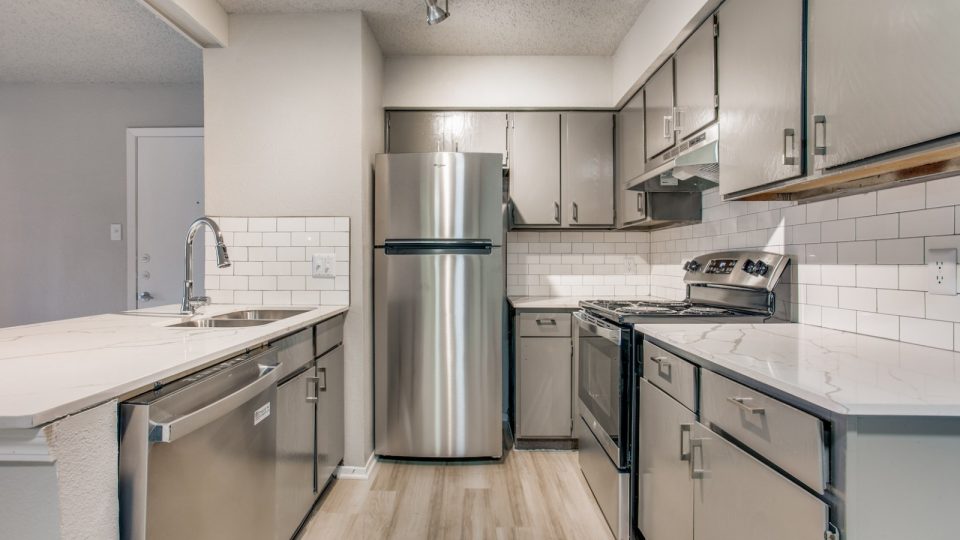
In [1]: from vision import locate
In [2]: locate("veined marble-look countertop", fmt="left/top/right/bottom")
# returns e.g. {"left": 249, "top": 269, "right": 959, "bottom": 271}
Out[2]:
{"left": 508, "top": 296, "right": 668, "bottom": 311}
{"left": 636, "top": 323, "right": 960, "bottom": 417}
{"left": 0, "top": 304, "right": 348, "bottom": 429}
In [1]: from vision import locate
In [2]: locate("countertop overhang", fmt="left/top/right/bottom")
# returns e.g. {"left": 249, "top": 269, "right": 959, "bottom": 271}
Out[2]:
{"left": 0, "top": 304, "right": 348, "bottom": 429}
{"left": 636, "top": 322, "right": 960, "bottom": 418}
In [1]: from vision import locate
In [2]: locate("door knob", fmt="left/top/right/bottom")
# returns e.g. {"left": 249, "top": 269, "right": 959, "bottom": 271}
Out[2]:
{"left": 138, "top": 291, "right": 154, "bottom": 301}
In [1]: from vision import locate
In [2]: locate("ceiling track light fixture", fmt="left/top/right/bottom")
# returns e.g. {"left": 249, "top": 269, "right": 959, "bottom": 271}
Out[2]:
{"left": 425, "top": 0, "right": 450, "bottom": 25}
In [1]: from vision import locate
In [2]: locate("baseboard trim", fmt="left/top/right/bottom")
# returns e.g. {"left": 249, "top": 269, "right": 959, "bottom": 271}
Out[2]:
{"left": 335, "top": 452, "right": 378, "bottom": 480}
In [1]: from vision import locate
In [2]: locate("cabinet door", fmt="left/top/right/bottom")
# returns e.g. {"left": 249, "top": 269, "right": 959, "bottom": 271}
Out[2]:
{"left": 458, "top": 112, "right": 509, "bottom": 165}
{"left": 316, "top": 345, "right": 344, "bottom": 491}
{"left": 644, "top": 62, "right": 676, "bottom": 161}
{"left": 691, "top": 422, "right": 828, "bottom": 540}
{"left": 636, "top": 380, "right": 695, "bottom": 540}
{"left": 618, "top": 91, "right": 646, "bottom": 185}
{"left": 561, "top": 112, "right": 614, "bottom": 227}
{"left": 510, "top": 112, "right": 561, "bottom": 226}
{"left": 387, "top": 111, "right": 445, "bottom": 153}
{"left": 517, "top": 337, "right": 572, "bottom": 438}
{"left": 718, "top": 0, "right": 803, "bottom": 196}
{"left": 276, "top": 367, "right": 317, "bottom": 540}
{"left": 674, "top": 18, "right": 717, "bottom": 140}
{"left": 810, "top": 0, "right": 960, "bottom": 170}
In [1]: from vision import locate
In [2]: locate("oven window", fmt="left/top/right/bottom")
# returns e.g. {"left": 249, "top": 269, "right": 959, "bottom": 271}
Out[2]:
{"left": 578, "top": 333, "right": 621, "bottom": 443}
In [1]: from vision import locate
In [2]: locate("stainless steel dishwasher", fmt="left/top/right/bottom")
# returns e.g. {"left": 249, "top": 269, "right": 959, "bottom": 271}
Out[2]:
{"left": 119, "top": 348, "right": 280, "bottom": 540}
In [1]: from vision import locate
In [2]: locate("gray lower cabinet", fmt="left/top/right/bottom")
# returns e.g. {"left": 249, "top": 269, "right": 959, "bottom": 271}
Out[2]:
{"left": 560, "top": 112, "right": 614, "bottom": 227}
{"left": 316, "top": 344, "right": 345, "bottom": 490}
{"left": 673, "top": 16, "right": 717, "bottom": 141}
{"left": 809, "top": 0, "right": 960, "bottom": 171}
{"left": 691, "top": 421, "right": 829, "bottom": 540}
{"left": 518, "top": 338, "right": 572, "bottom": 437}
{"left": 717, "top": 0, "right": 804, "bottom": 196}
{"left": 276, "top": 363, "right": 318, "bottom": 540}
{"left": 510, "top": 112, "right": 562, "bottom": 226}
{"left": 636, "top": 379, "right": 695, "bottom": 540}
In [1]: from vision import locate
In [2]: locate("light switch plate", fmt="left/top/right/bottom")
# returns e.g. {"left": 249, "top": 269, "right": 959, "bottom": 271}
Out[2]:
{"left": 311, "top": 252, "right": 336, "bottom": 278}
{"left": 110, "top": 223, "right": 122, "bottom": 241}
{"left": 927, "top": 248, "right": 957, "bottom": 295}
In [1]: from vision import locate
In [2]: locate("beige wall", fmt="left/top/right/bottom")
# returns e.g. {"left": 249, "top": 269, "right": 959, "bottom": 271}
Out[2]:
{"left": 382, "top": 55, "right": 612, "bottom": 109}
{"left": 0, "top": 83, "right": 203, "bottom": 328}
{"left": 203, "top": 11, "right": 382, "bottom": 467}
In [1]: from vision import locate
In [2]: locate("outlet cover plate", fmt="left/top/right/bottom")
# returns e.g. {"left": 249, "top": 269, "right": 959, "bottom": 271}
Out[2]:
{"left": 927, "top": 248, "right": 957, "bottom": 295}
{"left": 311, "top": 252, "right": 336, "bottom": 279}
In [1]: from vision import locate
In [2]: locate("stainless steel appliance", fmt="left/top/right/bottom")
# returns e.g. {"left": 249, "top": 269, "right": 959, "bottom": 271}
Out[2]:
{"left": 374, "top": 152, "right": 504, "bottom": 459}
{"left": 119, "top": 348, "right": 279, "bottom": 540}
{"left": 574, "top": 250, "right": 791, "bottom": 539}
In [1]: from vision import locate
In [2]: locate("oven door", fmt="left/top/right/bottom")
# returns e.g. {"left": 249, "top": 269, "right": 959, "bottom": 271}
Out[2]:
{"left": 575, "top": 310, "right": 627, "bottom": 468}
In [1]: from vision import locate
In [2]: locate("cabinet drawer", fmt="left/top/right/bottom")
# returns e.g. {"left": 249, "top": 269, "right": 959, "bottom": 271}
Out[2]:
{"left": 315, "top": 314, "right": 344, "bottom": 357}
{"left": 274, "top": 328, "right": 314, "bottom": 382}
{"left": 642, "top": 341, "right": 697, "bottom": 412}
{"left": 700, "top": 370, "right": 827, "bottom": 493}
{"left": 518, "top": 313, "right": 571, "bottom": 337}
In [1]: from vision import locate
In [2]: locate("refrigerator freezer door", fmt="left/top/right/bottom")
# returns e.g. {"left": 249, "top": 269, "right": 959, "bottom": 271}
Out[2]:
{"left": 374, "top": 247, "right": 504, "bottom": 458}
{"left": 374, "top": 152, "right": 504, "bottom": 245}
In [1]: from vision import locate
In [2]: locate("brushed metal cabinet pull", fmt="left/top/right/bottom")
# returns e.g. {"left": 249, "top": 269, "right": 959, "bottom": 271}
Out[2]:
{"left": 535, "top": 319, "right": 557, "bottom": 326}
{"left": 554, "top": 201, "right": 560, "bottom": 223}
{"left": 572, "top": 202, "right": 579, "bottom": 223}
{"left": 318, "top": 367, "right": 327, "bottom": 392}
{"left": 680, "top": 423, "right": 692, "bottom": 461}
{"left": 727, "top": 396, "right": 765, "bottom": 415}
{"left": 783, "top": 128, "right": 796, "bottom": 165}
{"left": 674, "top": 107, "right": 684, "bottom": 134}
{"left": 306, "top": 376, "right": 319, "bottom": 402}
{"left": 813, "top": 115, "right": 827, "bottom": 156}
{"left": 662, "top": 115, "right": 673, "bottom": 139}
{"left": 690, "top": 435, "right": 709, "bottom": 478}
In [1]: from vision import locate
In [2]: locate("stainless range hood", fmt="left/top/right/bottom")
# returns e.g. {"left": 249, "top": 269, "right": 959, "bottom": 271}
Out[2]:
{"left": 627, "top": 124, "right": 719, "bottom": 192}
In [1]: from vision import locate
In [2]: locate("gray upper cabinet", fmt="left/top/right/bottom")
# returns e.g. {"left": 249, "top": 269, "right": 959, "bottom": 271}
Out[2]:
{"left": 510, "top": 112, "right": 562, "bottom": 226}
{"left": 386, "top": 111, "right": 445, "bottom": 153}
{"left": 810, "top": 0, "right": 960, "bottom": 171}
{"left": 561, "top": 112, "right": 614, "bottom": 227}
{"left": 673, "top": 17, "right": 717, "bottom": 141}
{"left": 618, "top": 91, "right": 645, "bottom": 184}
{"left": 644, "top": 61, "right": 676, "bottom": 161}
{"left": 718, "top": 0, "right": 804, "bottom": 196}
{"left": 457, "top": 112, "right": 509, "bottom": 165}
{"left": 387, "top": 111, "right": 508, "bottom": 159}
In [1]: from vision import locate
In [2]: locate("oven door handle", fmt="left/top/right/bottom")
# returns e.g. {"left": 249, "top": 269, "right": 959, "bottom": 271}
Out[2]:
{"left": 574, "top": 311, "right": 622, "bottom": 345}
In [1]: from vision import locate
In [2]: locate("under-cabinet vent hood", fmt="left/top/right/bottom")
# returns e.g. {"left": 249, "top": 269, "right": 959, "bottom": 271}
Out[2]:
{"left": 628, "top": 124, "right": 719, "bottom": 192}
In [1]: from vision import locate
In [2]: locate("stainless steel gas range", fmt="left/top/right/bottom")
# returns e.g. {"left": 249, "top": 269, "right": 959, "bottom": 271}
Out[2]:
{"left": 573, "top": 250, "right": 792, "bottom": 540}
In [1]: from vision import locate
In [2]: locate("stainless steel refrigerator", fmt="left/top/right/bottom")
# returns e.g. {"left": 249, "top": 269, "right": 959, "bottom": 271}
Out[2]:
{"left": 374, "top": 152, "right": 504, "bottom": 459}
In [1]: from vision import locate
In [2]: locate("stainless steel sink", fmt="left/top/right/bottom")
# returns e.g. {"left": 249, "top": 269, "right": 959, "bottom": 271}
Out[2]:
{"left": 167, "top": 319, "right": 274, "bottom": 328}
{"left": 211, "top": 309, "right": 311, "bottom": 321}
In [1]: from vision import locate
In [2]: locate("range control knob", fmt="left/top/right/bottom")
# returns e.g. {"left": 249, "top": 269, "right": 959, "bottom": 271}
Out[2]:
{"left": 683, "top": 260, "right": 700, "bottom": 272}
{"left": 753, "top": 261, "right": 769, "bottom": 276}
{"left": 742, "top": 259, "right": 756, "bottom": 274}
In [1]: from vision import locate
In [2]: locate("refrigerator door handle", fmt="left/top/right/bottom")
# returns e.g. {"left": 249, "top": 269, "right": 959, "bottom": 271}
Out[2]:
{"left": 383, "top": 240, "right": 493, "bottom": 255}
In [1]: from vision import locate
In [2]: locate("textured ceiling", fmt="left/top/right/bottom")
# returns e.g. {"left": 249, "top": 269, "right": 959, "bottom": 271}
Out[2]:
{"left": 218, "top": 0, "right": 650, "bottom": 56}
{"left": 0, "top": 0, "right": 202, "bottom": 83}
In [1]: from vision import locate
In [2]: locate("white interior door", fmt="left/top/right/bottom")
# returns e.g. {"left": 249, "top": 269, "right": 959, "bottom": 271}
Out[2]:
{"left": 129, "top": 129, "right": 204, "bottom": 309}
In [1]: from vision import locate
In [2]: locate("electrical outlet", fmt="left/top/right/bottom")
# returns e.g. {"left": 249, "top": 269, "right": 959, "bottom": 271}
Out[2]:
{"left": 110, "top": 223, "right": 122, "bottom": 241}
{"left": 311, "top": 252, "right": 336, "bottom": 279}
{"left": 928, "top": 248, "right": 957, "bottom": 295}
{"left": 625, "top": 256, "right": 638, "bottom": 274}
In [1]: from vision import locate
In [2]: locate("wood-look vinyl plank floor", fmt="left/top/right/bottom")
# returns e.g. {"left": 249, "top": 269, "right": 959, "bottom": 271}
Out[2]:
{"left": 299, "top": 450, "right": 614, "bottom": 540}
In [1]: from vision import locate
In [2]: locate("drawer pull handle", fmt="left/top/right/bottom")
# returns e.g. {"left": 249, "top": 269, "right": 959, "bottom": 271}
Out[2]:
{"left": 727, "top": 396, "right": 765, "bottom": 415}
{"left": 306, "top": 376, "right": 319, "bottom": 402}
{"left": 680, "top": 423, "right": 692, "bottom": 461}
{"left": 690, "top": 435, "right": 709, "bottom": 479}
{"left": 535, "top": 319, "right": 557, "bottom": 326}
{"left": 651, "top": 356, "right": 672, "bottom": 377}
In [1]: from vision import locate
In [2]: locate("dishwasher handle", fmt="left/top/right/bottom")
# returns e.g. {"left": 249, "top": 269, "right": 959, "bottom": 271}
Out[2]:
{"left": 149, "top": 364, "right": 279, "bottom": 443}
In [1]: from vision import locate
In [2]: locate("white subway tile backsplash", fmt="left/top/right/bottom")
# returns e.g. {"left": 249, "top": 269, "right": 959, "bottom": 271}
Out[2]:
{"left": 821, "top": 307, "right": 857, "bottom": 332}
{"left": 820, "top": 219, "right": 856, "bottom": 243}
{"left": 857, "top": 311, "right": 899, "bottom": 339}
{"left": 876, "top": 238, "right": 924, "bottom": 264}
{"left": 838, "top": 192, "right": 877, "bottom": 219}
{"left": 839, "top": 287, "right": 877, "bottom": 312}
{"left": 899, "top": 207, "right": 954, "bottom": 238}
{"left": 856, "top": 265, "right": 898, "bottom": 289}
{"left": 898, "top": 265, "right": 927, "bottom": 291}
{"left": 900, "top": 317, "right": 954, "bottom": 349}
{"left": 877, "top": 289, "right": 925, "bottom": 317}
{"left": 925, "top": 176, "right": 960, "bottom": 208}
{"left": 821, "top": 265, "right": 856, "bottom": 287}
{"left": 925, "top": 293, "right": 960, "bottom": 323}
{"left": 856, "top": 214, "right": 898, "bottom": 240}
{"left": 837, "top": 241, "right": 876, "bottom": 264}
{"left": 877, "top": 183, "right": 925, "bottom": 214}
{"left": 207, "top": 217, "right": 350, "bottom": 307}
{"left": 805, "top": 199, "right": 838, "bottom": 223}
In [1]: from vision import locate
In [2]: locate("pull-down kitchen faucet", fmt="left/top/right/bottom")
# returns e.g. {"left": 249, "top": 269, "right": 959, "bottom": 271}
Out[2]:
{"left": 181, "top": 217, "right": 231, "bottom": 315}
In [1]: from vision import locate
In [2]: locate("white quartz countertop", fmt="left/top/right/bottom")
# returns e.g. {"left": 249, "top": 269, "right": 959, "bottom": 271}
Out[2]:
{"left": 0, "top": 304, "right": 348, "bottom": 429}
{"left": 508, "top": 296, "right": 669, "bottom": 310}
{"left": 635, "top": 323, "right": 960, "bottom": 417}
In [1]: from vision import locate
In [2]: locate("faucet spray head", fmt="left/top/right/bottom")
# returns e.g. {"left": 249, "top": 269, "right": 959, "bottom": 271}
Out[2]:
{"left": 215, "top": 241, "right": 231, "bottom": 268}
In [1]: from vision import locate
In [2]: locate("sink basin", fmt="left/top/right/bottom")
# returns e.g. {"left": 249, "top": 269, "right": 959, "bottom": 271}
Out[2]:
{"left": 211, "top": 309, "right": 311, "bottom": 321}
{"left": 167, "top": 319, "right": 273, "bottom": 328}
